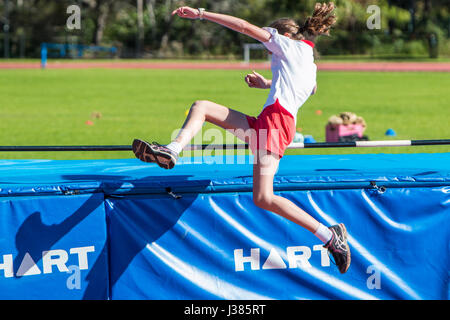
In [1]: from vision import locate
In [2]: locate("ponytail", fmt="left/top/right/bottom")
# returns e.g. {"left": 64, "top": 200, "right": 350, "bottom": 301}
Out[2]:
{"left": 300, "top": 2, "right": 337, "bottom": 38}
{"left": 269, "top": 2, "right": 336, "bottom": 40}
{"left": 268, "top": 2, "right": 336, "bottom": 41}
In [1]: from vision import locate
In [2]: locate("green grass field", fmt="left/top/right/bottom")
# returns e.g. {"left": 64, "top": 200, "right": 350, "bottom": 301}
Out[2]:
{"left": 0, "top": 67, "right": 449, "bottom": 160}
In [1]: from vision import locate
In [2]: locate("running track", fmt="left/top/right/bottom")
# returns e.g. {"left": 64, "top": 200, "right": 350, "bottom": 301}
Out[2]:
{"left": 1, "top": 61, "right": 450, "bottom": 72}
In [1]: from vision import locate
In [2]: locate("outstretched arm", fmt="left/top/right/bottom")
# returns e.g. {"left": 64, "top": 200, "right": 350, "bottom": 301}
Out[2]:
{"left": 172, "top": 6, "right": 271, "bottom": 43}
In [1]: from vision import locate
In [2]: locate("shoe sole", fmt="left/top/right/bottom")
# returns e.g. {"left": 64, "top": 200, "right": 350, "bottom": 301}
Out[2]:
{"left": 132, "top": 139, "right": 175, "bottom": 169}
{"left": 339, "top": 223, "right": 351, "bottom": 274}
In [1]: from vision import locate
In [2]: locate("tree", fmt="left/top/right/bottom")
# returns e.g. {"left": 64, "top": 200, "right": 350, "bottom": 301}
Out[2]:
{"left": 1, "top": 0, "right": 449, "bottom": 58}
{"left": 388, "top": 0, "right": 449, "bottom": 57}
{"left": 91, "top": 0, "right": 114, "bottom": 45}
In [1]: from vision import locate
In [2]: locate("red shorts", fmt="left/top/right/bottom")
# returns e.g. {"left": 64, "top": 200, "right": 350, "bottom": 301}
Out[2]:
{"left": 245, "top": 99, "right": 296, "bottom": 158}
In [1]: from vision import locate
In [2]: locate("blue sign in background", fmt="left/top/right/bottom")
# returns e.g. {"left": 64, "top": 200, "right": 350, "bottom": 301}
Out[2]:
{"left": 0, "top": 153, "right": 448, "bottom": 299}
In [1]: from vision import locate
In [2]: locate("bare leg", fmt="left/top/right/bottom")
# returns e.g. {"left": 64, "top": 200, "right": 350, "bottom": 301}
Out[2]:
{"left": 177, "top": 101, "right": 318, "bottom": 233}
{"left": 173, "top": 100, "right": 251, "bottom": 149}
{"left": 134, "top": 100, "right": 252, "bottom": 168}
{"left": 253, "top": 151, "right": 351, "bottom": 273}
{"left": 252, "top": 150, "right": 320, "bottom": 233}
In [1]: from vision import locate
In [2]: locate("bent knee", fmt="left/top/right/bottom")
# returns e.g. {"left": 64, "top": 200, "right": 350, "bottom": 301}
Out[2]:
{"left": 190, "top": 100, "right": 210, "bottom": 112}
{"left": 253, "top": 193, "right": 274, "bottom": 210}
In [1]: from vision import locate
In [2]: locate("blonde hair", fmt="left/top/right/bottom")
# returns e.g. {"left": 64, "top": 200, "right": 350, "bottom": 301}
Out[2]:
{"left": 269, "top": 2, "right": 337, "bottom": 40}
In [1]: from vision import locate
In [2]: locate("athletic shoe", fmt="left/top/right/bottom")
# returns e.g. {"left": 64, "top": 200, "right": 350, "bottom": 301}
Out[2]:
{"left": 132, "top": 139, "right": 178, "bottom": 169}
{"left": 324, "top": 223, "right": 351, "bottom": 274}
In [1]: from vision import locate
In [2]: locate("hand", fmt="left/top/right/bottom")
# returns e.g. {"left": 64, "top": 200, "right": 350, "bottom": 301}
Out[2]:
{"left": 245, "top": 70, "right": 270, "bottom": 89}
{"left": 171, "top": 6, "right": 200, "bottom": 20}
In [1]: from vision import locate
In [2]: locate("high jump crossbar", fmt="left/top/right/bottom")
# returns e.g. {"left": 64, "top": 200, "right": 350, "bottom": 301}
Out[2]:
{"left": 0, "top": 139, "right": 449, "bottom": 152}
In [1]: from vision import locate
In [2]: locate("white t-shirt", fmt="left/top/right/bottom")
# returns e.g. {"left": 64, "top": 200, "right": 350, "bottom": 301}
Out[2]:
{"left": 262, "top": 27, "right": 317, "bottom": 124}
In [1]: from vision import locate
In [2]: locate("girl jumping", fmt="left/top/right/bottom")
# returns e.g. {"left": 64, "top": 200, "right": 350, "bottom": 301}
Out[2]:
{"left": 132, "top": 3, "right": 350, "bottom": 274}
